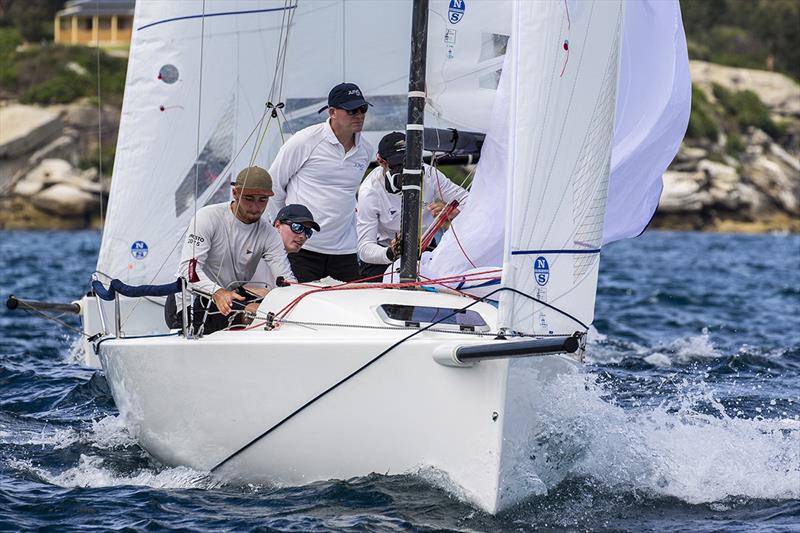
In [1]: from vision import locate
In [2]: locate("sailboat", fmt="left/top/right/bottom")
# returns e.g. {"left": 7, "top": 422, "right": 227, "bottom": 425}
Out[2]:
{"left": 74, "top": 0, "right": 689, "bottom": 514}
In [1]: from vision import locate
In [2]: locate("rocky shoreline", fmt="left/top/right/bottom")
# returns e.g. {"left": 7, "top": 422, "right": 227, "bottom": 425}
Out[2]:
{"left": 0, "top": 61, "right": 797, "bottom": 233}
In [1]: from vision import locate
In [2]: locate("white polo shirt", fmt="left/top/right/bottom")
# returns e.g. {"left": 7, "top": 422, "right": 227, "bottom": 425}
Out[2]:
{"left": 175, "top": 202, "right": 295, "bottom": 307}
{"left": 268, "top": 119, "right": 372, "bottom": 255}
{"left": 356, "top": 164, "right": 468, "bottom": 265}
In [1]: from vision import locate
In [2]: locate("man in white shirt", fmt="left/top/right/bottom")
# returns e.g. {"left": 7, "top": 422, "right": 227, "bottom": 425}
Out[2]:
{"left": 166, "top": 166, "right": 296, "bottom": 334}
{"left": 357, "top": 132, "right": 469, "bottom": 279}
{"left": 268, "top": 82, "right": 373, "bottom": 283}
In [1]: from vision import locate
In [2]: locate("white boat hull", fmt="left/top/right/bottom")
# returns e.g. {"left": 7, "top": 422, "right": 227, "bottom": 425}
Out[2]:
{"left": 97, "top": 285, "right": 581, "bottom": 513}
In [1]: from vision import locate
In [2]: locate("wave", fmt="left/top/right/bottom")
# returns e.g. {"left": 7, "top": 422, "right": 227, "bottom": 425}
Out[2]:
{"left": 9, "top": 455, "right": 220, "bottom": 491}
{"left": 529, "top": 373, "right": 800, "bottom": 505}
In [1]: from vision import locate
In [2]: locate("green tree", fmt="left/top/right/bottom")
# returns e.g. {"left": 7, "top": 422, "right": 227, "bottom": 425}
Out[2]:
{"left": 0, "top": 0, "right": 64, "bottom": 42}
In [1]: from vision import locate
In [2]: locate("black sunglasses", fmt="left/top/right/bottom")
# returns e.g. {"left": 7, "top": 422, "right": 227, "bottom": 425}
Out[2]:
{"left": 282, "top": 220, "right": 313, "bottom": 238}
{"left": 343, "top": 105, "right": 369, "bottom": 116}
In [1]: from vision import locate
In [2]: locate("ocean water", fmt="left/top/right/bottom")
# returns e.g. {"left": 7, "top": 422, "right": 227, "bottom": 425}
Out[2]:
{"left": 1, "top": 230, "right": 798, "bottom": 532}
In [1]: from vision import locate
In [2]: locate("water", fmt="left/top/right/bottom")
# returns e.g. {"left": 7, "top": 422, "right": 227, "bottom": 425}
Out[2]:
{"left": 1, "top": 230, "right": 798, "bottom": 532}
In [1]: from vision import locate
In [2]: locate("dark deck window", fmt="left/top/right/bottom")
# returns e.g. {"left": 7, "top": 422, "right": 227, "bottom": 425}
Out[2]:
{"left": 378, "top": 304, "right": 487, "bottom": 329}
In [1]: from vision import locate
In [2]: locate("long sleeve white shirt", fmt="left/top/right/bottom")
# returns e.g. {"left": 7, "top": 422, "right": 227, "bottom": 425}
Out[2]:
{"left": 268, "top": 119, "right": 372, "bottom": 255}
{"left": 176, "top": 203, "right": 295, "bottom": 307}
{"left": 356, "top": 164, "right": 469, "bottom": 265}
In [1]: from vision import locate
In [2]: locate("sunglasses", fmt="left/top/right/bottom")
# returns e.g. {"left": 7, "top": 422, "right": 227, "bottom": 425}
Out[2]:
{"left": 343, "top": 105, "right": 369, "bottom": 116}
{"left": 283, "top": 220, "right": 314, "bottom": 238}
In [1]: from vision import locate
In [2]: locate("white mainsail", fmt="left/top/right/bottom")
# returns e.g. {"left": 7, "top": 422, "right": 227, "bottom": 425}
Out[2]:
{"left": 97, "top": 0, "right": 510, "bottom": 286}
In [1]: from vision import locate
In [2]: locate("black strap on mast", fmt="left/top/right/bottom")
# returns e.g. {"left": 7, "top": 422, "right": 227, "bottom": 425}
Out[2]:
{"left": 399, "top": 0, "right": 429, "bottom": 283}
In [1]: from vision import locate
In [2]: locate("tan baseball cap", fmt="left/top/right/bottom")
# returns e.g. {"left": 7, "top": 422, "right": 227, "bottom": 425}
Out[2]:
{"left": 232, "top": 166, "right": 272, "bottom": 190}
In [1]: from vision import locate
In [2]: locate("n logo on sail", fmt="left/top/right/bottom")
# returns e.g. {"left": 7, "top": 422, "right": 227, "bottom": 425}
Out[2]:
{"left": 448, "top": 0, "right": 465, "bottom": 24}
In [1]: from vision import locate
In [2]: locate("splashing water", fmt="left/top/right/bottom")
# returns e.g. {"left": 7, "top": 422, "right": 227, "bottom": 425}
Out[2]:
{"left": 531, "top": 371, "right": 800, "bottom": 504}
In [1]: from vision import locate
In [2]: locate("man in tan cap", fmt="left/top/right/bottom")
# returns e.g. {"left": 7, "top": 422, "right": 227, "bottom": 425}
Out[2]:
{"left": 166, "top": 166, "right": 297, "bottom": 334}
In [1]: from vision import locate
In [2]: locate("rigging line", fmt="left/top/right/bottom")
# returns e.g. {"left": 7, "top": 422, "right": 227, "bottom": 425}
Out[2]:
{"left": 192, "top": 0, "right": 208, "bottom": 263}
{"left": 209, "top": 285, "right": 584, "bottom": 474}
{"left": 341, "top": 0, "right": 346, "bottom": 82}
{"left": 268, "top": 0, "right": 296, "bottom": 104}
{"left": 209, "top": 288, "right": 498, "bottom": 474}
{"left": 94, "top": 0, "right": 104, "bottom": 228}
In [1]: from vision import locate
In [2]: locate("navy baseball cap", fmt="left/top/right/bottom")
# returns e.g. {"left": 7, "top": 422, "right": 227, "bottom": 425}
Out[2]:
{"left": 378, "top": 132, "right": 406, "bottom": 167}
{"left": 274, "top": 204, "right": 321, "bottom": 231}
{"left": 318, "top": 82, "right": 372, "bottom": 112}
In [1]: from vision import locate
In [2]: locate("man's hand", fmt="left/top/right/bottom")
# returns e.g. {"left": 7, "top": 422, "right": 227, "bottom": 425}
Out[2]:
{"left": 428, "top": 200, "right": 460, "bottom": 220}
{"left": 213, "top": 288, "right": 245, "bottom": 316}
{"left": 386, "top": 235, "right": 403, "bottom": 261}
{"left": 428, "top": 201, "right": 446, "bottom": 218}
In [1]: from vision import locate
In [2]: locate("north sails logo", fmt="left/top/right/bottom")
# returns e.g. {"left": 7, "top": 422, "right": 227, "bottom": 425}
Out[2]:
{"left": 448, "top": 0, "right": 465, "bottom": 24}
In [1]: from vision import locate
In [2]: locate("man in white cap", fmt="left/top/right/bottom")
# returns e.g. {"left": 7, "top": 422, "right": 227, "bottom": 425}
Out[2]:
{"left": 268, "top": 82, "right": 373, "bottom": 282}
{"left": 166, "top": 165, "right": 296, "bottom": 334}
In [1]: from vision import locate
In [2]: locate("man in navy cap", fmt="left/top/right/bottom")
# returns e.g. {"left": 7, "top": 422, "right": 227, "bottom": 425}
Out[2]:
{"left": 268, "top": 82, "right": 373, "bottom": 283}
{"left": 247, "top": 203, "right": 321, "bottom": 290}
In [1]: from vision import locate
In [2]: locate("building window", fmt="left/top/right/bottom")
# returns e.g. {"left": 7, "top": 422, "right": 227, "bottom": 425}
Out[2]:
{"left": 80, "top": 17, "right": 93, "bottom": 31}
{"left": 117, "top": 17, "right": 130, "bottom": 30}
{"left": 99, "top": 18, "right": 111, "bottom": 30}
{"left": 59, "top": 17, "right": 69, "bottom": 31}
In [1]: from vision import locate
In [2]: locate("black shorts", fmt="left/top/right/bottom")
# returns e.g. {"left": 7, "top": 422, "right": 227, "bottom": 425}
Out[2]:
{"left": 164, "top": 286, "right": 260, "bottom": 335}
{"left": 288, "top": 249, "right": 360, "bottom": 283}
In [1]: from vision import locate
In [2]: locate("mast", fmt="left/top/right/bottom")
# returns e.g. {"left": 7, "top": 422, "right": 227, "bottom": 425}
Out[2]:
{"left": 399, "top": 0, "right": 429, "bottom": 283}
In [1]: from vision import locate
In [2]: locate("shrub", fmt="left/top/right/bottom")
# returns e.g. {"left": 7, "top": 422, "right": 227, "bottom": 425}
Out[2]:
{"left": 686, "top": 85, "right": 719, "bottom": 141}
{"left": 0, "top": 27, "right": 21, "bottom": 87}
{"left": 21, "top": 71, "right": 85, "bottom": 104}
{"left": 712, "top": 83, "right": 780, "bottom": 138}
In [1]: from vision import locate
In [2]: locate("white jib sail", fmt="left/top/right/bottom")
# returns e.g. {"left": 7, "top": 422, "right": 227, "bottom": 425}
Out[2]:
{"left": 497, "top": 0, "right": 625, "bottom": 335}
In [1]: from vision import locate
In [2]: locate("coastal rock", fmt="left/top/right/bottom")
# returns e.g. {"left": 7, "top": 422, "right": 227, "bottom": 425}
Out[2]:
{"left": 659, "top": 171, "right": 711, "bottom": 212}
{"left": 14, "top": 158, "right": 104, "bottom": 205}
{"left": 743, "top": 155, "right": 799, "bottom": 214}
{"left": 0, "top": 105, "right": 63, "bottom": 158}
{"left": 31, "top": 182, "right": 99, "bottom": 216}
{"left": 690, "top": 60, "right": 800, "bottom": 117}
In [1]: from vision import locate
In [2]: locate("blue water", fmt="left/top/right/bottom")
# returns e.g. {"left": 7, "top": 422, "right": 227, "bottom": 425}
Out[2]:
{"left": 1, "top": 230, "right": 798, "bottom": 532}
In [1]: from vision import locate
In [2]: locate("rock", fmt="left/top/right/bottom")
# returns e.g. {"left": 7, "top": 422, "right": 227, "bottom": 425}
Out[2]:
{"left": 769, "top": 143, "right": 800, "bottom": 173}
{"left": 63, "top": 104, "right": 100, "bottom": 128}
{"left": 690, "top": 60, "right": 800, "bottom": 117}
{"left": 744, "top": 155, "right": 799, "bottom": 214}
{"left": 13, "top": 158, "right": 105, "bottom": 198}
{"left": 680, "top": 146, "right": 708, "bottom": 161}
{"left": 659, "top": 171, "right": 712, "bottom": 212}
{"left": 31, "top": 182, "right": 99, "bottom": 216}
{"left": 24, "top": 158, "right": 75, "bottom": 184}
{"left": 66, "top": 62, "right": 88, "bottom": 77}
{"left": 0, "top": 105, "right": 63, "bottom": 158}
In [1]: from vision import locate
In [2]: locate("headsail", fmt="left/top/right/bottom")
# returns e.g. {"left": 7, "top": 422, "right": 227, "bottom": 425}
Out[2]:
{"left": 497, "top": 0, "right": 624, "bottom": 335}
{"left": 422, "top": 0, "right": 690, "bottom": 290}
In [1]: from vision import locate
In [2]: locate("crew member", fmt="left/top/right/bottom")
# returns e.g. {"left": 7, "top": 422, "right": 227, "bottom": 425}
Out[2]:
{"left": 356, "top": 132, "right": 468, "bottom": 279}
{"left": 268, "top": 82, "right": 373, "bottom": 283}
{"left": 166, "top": 166, "right": 295, "bottom": 334}
{"left": 248, "top": 204, "right": 320, "bottom": 289}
